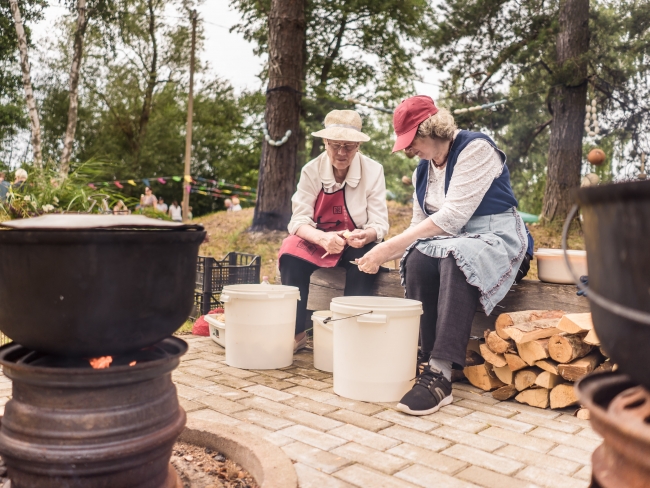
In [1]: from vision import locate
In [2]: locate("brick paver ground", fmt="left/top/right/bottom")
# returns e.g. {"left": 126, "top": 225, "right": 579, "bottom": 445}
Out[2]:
{"left": 0, "top": 335, "right": 599, "bottom": 487}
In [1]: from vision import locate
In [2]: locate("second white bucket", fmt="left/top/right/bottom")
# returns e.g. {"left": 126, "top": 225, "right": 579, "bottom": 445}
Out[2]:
{"left": 331, "top": 296, "right": 422, "bottom": 402}
{"left": 222, "top": 284, "right": 300, "bottom": 370}
{"left": 312, "top": 311, "right": 333, "bottom": 372}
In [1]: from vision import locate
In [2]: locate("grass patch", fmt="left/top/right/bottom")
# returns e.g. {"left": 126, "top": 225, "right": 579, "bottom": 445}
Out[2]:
{"left": 175, "top": 319, "right": 194, "bottom": 335}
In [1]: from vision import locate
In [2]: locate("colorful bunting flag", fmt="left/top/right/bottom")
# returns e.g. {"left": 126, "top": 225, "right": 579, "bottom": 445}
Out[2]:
{"left": 158, "top": 178, "right": 166, "bottom": 184}
{"left": 114, "top": 181, "right": 124, "bottom": 189}
{"left": 88, "top": 183, "right": 96, "bottom": 190}
{"left": 184, "top": 175, "right": 192, "bottom": 183}
{"left": 127, "top": 180, "right": 136, "bottom": 186}
{"left": 142, "top": 178, "right": 150, "bottom": 187}
{"left": 172, "top": 176, "right": 182, "bottom": 182}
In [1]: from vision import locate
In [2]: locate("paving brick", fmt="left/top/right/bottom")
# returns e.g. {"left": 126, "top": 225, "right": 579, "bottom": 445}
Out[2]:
{"left": 388, "top": 443, "right": 467, "bottom": 474}
{"left": 178, "top": 366, "right": 222, "bottom": 378}
{"left": 528, "top": 427, "right": 601, "bottom": 452}
{"left": 516, "top": 465, "right": 589, "bottom": 488}
{"left": 577, "top": 427, "right": 601, "bottom": 441}
{"left": 452, "top": 388, "right": 501, "bottom": 405}
{"left": 428, "top": 425, "right": 505, "bottom": 453}
{"left": 379, "top": 425, "right": 451, "bottom": 452}
{"left": 441, "top": 444, "right": 524, "bottom": 476}
{"left": 278, "top": 425, "right": 347, "bottom": 451}
{"left": 285, "top": 376, "right": 332, "bottom": 390}
{"left": 178, "top": 398, "right": 204, "bottom": 413}
{"left": 246, "top": 374, "right": 296, "bottom": 390}
{"left": 243, "top": 384, "right": 294, "bottom": 401}
{"left": 493, "top": 445, "right": 582, "bottom": 476}
{"left": 250, "top": 369, "right": 294, "bottom": 379}
{"left": 440, "top": 404, "right": 474, "bottom": 417}
{"left": 466, "top": 412, "right": 535, "bottom": 434}
{"left": 327, "top": 409, "right": 393, "bottom": 432}
{"left": 456, "top": 466, "right": 541, "bottom": 488}
{"left": 423, "top": 411, "right": 489, "bottom": 433}
{"left": 510, "top": 412, "right": 581, "bottom": 434}
{"left": 175, "top": 383, "right": 210, "bottom": 400}
{"left": 179, "top": 352, "right": 202, "bottom": 361}
{"left": 290, "top": 366, "right": 332, "bottom": 380}
{"left": 555, "top": 414, "right": 591, "bottom": 428}
{"left": 294, "top": 462, "right": 356, "bottom": 488}
{"left": 217, "top": 366, "right": 258, "bottom": 378}
{"left": 494, "top": 401, "right": 561, "bottom": 419}
{"left": 455, "top": 399, "right": 517, "bottom": 418}
{"left": 181, "top": 358, "right": 225, "bottom": 370}
{"left": 232, "top": 409, "right": 294, "bottom": 431}
{"left": 479, "top": 426, "right": 555, "bottom": 453}
{"left": 282, "top": 441, "right": 352, "bottom": 474}
{"left": 573, "top": 465, "right": 591, "bottom": 481}
{"left": 284, "top": 385, "right": 338, "bottom": 402}
{"left": 548, "top": 444, "right": 592, "bottom": 466}
{"left": 325, "top": 396, "right": 385, "bottom": 415}
{"left": 329, "top": 424, "right": 401, "bottom": 451}
{"left": 211, "top": 374, "right": 255, "bottom": 389}
{"left": 195, "top": 395, "right": 248, "bottom": 414}
{"left": 196, "top": 352, "right": 226, "bottom": 363}
{"left": 187, "top": 408, "right": 240, "bottom": 427}
{"left": 374, "top": 409, "right": 438, "bottom": 432}
{"left": 239, "top": 395, "right": 343, "bottom": 431}
{"left": 452, "top": 382, "right": 487, "bottom": 394}
{"left": 234, "top": 421, "right": 293, "bottom": 447}
{"left": 395, "top": 464, "right": 482, "bottom": 488}
{"left": 196, "top": 383, "right": 252, "bottom": 401}
{"left": 332, "top": 442, "right": 409, "bottom": 474}
{"left": 282, "top": 395, "right": 339, "bottom": 415}
{"left": 172, "top": 372, "right": 218, "bottom": 389}
{"left": 334, "top": 464, "right": 420, "bottom": 488}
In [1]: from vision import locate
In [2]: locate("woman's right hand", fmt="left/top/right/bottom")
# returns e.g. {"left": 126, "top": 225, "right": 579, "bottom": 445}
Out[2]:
{"left": 319, "top": 232, "right": 346, "bottom": 254}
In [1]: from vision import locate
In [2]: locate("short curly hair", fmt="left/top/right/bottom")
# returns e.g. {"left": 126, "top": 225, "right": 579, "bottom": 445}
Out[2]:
{"left": 415, "top": 108, "right": 457, "bottom": 141}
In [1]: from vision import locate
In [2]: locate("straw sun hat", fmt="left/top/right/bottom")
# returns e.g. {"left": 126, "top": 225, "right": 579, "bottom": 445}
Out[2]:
{"left": 311, "top": 110, "right": 371, "bottom": 143}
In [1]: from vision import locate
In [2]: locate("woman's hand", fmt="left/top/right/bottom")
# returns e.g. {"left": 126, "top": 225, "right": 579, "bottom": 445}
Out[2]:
{"left": 356, "top": 242, "right": 392, "bottom": 274}
{"left": 319, "top": 232, "right": 346, "bottom": 254}
{"left": 342, "top": 228, "right": 375, "bottom": 248}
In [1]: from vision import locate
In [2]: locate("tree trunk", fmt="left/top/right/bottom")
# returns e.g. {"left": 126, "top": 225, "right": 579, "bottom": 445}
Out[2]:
{"left": 60, "top": 0, "right": 89, "bottom": 178}
{"left": 541, "top": 0, "right": 589, "bottom": 222}
{"left": 9, "top": 0, "right": 42, "bottom": 168}
{"left": 251, "top": 0, "right": 305, "bottom": 231}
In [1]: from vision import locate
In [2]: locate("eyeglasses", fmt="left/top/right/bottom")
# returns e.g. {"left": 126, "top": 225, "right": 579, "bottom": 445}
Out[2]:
{"left": 327, "top": 142, "right": 359, "bottom": 153}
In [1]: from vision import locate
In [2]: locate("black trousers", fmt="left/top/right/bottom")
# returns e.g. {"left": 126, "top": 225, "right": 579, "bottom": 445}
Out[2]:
{"left": 280, "top": 242, "right": 379, "bottom": 334}
{"left": 403, "top": 249, "right": 480, "bottom": 368}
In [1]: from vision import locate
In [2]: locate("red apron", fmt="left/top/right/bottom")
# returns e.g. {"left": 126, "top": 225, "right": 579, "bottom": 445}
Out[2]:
{"left": 279, "top": 187, "right": 356, "bottom": 268}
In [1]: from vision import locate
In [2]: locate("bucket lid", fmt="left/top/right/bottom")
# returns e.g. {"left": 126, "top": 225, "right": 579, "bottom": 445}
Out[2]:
{"left": 1, "top": 214, "right": 203, "bottom": 231}
{"left": 330, "top": 296, "right": 422, "bottom": 318}
{"left": 221, "top": 284, "right": 300, "bottom": 300}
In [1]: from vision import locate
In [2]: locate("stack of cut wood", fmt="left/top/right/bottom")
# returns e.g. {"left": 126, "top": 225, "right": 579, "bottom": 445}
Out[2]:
{"left": 463, "top": 311, "right": 614, "bottom": 409}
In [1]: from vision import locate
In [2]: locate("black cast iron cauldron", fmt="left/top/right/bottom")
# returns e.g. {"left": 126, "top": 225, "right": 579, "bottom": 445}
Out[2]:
{"left": 0, "top": 216, "right": 205, "bottom": 357}
{"left": 572, "top": 180, "right": 650, "bottom": 390}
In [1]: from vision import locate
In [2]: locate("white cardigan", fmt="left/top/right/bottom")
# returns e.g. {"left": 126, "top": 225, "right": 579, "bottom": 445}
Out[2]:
{"left": 287, "top": 152, "right": 389, "bottom": 242}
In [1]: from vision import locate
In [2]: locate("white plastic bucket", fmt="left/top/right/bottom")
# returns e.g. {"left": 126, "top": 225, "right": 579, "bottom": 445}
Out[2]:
{"left": 204, "top": 314, "right": 226, "bottom": 348}
{"left": 312, "top": 311, "right": 333, "bottom": 372}
{"left": 536, "top": 248, "right": 588, "bottom": 284}
{"left": 222, "top": 284, "right": 300, "bottom": 369}
{"left": 331, "top": 296, "right": 422, "bottom": 402}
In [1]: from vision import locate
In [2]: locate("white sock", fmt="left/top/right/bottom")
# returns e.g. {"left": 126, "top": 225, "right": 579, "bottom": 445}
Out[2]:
{"left": 428, "top": 358, "right": 452, "bottom": 381}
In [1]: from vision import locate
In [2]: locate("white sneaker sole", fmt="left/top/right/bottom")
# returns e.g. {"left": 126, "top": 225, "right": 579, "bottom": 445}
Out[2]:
{"left": 395, "top": 393, "right": 454, "bottom": 416}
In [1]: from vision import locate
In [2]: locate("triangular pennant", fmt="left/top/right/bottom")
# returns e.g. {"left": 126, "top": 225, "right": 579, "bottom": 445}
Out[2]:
{"left": 88, "top": 183, "right": 96, "bottom": 190}
{"left": 172, "top": 176, "right": 182, "bottom": 182}
{"left": 114, "top": 181, "right": 124, "bottom": 189}
{"left": 127, "top": 180, "right": 136, "bottom": 186}
{"left": 184, "top": 175, "right": 192, "bottom": 183}
{"left": 158, "top": 178, "right": 166, "bottom": 184}
{"left": 142, "top": 178, "right": 150, "bottom": 187}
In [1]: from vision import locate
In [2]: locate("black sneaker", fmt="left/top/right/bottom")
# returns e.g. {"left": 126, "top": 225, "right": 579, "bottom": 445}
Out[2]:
{"left": 396, "top": 366, "right": 453, "bottom": 416}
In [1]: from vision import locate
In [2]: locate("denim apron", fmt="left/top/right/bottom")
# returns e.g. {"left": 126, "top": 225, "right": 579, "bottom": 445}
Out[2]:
{"left": 399, "top": 207, "right": 527, "bottom": 316}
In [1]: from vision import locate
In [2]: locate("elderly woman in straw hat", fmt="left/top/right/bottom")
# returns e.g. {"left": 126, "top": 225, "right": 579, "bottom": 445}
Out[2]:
{"left": 357, "top": 96, "right": 532, "bottom": 416}
{"left": 278, "top": 109, "right": 389, "bottom": 352}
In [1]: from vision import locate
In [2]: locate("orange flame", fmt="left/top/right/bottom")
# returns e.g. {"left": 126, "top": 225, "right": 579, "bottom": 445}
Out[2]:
{"left": 89, "top": 356, "right": 113, "bottom": 369}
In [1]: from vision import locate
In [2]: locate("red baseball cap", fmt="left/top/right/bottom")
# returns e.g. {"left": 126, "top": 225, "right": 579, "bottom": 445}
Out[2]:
{"left": 392, "top": 95, "right": 438, "bottom": 153}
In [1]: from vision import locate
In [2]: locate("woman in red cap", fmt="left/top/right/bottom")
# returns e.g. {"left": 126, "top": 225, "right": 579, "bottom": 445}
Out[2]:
{"left": 357, "top": 95, "right": 532, "bottom": 416}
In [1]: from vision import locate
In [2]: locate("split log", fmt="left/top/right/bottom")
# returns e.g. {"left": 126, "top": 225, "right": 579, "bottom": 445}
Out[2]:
{"left": 594, "top": 360, "right": 614, "bottom": 373}
{"left": 583, "top": 328, "right": 600, "bottom": 346}
{"left": 493, "top": 365, "right": 513, "bottom": 385}
{"left": 514, "top": 367, "right": 543, "bottom": 391}
{"left": 557, "top": 313, "right": 593, "bottom": 334}
{"left": 505, "top": 353, "right": 528, "bottom": 372}
{"left": 535, "top": 358, "right": 560, "bottom": 375}
{"left": 466, "top": 349, "right": 485, "bottom": 366}
{"left": 492, "top": 384, "right": 518, "bottom": 401}
{"left": 534, "top": 371, "right": 563, "bottom": 389}
{"left": 576, "top": 408, "right": 590, "bottom": 420}
{"left": 467, "top": 337, "right": 482, "bottom": 354}
{"left": 557, "top": 352, "right": 602, "bottom": 382}
{"left": 485, "top": 330, "right": 515, "bottom": 354}
{"left": 495, "top": 310, "right": 565, "bottom": 339}
{"left": 504, "top": 318, "right": 561, "bottom": 344}
{"left": 548, "top": 333, "right": 593, "bottom": 363}
{"left": 518, "top": 339, "right": 550, "bottom": 366}
{"left": 516, "top": 388, "right": 550, "bottom": 408}
{"left": 550, "top": 383, "right": 579, "bottom": 409}
{"left": 463, "top": 363, "right": 506, "bottom": 391}
{"left": 479, "top": 344, "right": 507, "bottom": 368}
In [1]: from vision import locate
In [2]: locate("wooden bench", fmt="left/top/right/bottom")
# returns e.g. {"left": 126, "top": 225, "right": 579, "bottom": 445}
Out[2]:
{"left": 306, "top": 268, "right": 590, "bottom": 337}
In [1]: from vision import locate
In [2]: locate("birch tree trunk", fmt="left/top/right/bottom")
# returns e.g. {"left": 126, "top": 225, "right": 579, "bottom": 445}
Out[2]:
{"left": 60, "top": 0, "right": 89, "bottom": 178}
{"left": 251, "top": 0, "right": 305, "bottom": 231}
{"left": 9, "top": 0, "right": 42, "bottom": 168}
{"left": 541, "top": 0, "right": 589, "bottom": 222}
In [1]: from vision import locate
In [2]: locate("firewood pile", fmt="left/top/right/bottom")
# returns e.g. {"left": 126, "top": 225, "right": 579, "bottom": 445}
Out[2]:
{"left": 463, "top": 311, "right": 613, "bottom": 410}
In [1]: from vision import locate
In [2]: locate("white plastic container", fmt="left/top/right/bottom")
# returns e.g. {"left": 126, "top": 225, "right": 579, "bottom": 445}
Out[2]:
{"left": 312, "top": 311, "right": 333, "bottom": 372}
{"left": 536, "top": 249, "right": 588, "bottom": 284}
{"left": 204, "top": 314, "right": 226, "bottom": 348}
{"left": 331, "top": 296, "right": 423, "bottom": 402}
{"left": 221, "top": 284, "right": 300, "bottom": 370}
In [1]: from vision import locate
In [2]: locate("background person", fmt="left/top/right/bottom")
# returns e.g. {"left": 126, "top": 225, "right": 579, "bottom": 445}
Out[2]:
{"left": 12, "top": 169, "right": 28, "bottom": 191}
{"left": 156, "top": 197, "right": 168, "bottom": 213}
{"left": 224, "top": 198, "right": 233, "bottom": 211}
{"left": 139, "top": 187, "right": 157, "bottom": 209}
{"left": 357, "top": 95, "right": 529, "bottom": 416}
{"left": 278, "top": 109, "right": 389, "bottom": 352}
{"left": 0, "top": 173, "right": 9, "bottom": 202}
{"left": 169, "top": 200, "right": 182, "bottom": 221}
{"left": 231, "top": 196, "right": 242, "bottom": 211}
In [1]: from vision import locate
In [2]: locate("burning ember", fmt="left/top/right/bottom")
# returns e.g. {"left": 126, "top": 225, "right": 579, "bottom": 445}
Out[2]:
{"left": 89, "top": 356, "right": 113, "bottom": 369}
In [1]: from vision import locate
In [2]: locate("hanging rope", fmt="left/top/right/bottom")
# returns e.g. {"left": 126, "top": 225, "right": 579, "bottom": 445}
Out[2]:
{"left": 262, "top": 122, "right": 292, "bottom": 147}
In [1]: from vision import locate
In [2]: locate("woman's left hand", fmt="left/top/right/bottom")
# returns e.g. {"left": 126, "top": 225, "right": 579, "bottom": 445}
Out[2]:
{"left": 343, "top": 229, "right": 371, "bottom": 248}
{"left": 356, "top": 242, "right": 391, "bottom": 274}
